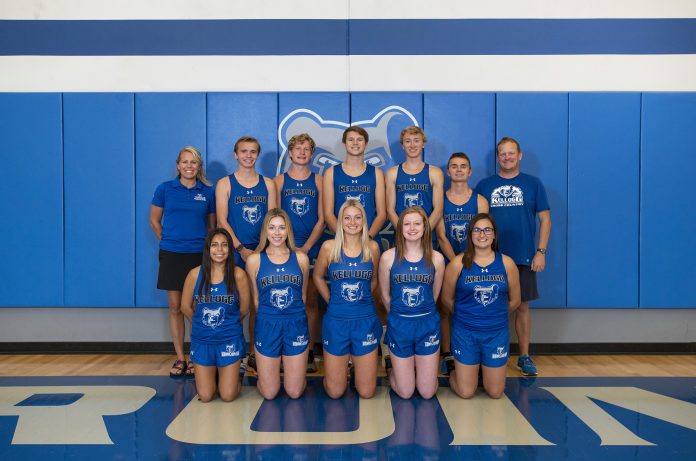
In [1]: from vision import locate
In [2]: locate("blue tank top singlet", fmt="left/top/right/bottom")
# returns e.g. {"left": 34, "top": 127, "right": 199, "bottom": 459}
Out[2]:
{"left": 281, "top": 172, "right": 319, "bottom": 248}
{"left": 389, "top": 251, "right": 437, "bottom": 318}
{"left": 395, "top": 163, "right": 433, "bottom": 216}
{"left": 227, "top": 174, "right": 268, "bottom": 248}
{"left": 333, "top": 164, "right": 377, "bottom": 227}
{"left": 191, "top": 270, "right": 243, "bottom": 344}
{"left": 256, "top": 251, "right": 305, "bottom": 318}
{"left": 328, "top": 250, "right": 376, "bottom": 320}
{"left": 454, "top": 252, "right": 509, "bottom": 331}
{"left": 443, "top": 192, "right": 479, "bottom": 255}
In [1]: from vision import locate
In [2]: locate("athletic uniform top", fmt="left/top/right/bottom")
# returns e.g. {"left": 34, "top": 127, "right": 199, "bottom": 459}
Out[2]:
{"left": 191, "top": 270, "right": 242, "bottom": 344}
{"left": 475, "top": 173, "right": 549, "bottom": 266}
{"left": 395, "top": 163, "right": 433, "bottom": 216}
{"left": 333, "top": 164, "right": 377, "bottom": 228}
{"left": 256, "top": 251, "right": 305, "bottom": 318}
{"left": 152, "top": 178, "right": 216, "bottom": 253}
{"left": 281, "top": 172, "right": 319, "bottom": 249}
{"left": 443, "top": 193, "right": 478, "bottom": 256}
{"left": 227, "top": 173, "right": 268, "bottom": 249}
{"left": 327, "top": 250, "right": 376, "bottom": 320}
{"left": 389, "top": 251, "right": 437, "bottom": 318}
{"left": 454, "top": 252, "right": 509, "bottom": 331}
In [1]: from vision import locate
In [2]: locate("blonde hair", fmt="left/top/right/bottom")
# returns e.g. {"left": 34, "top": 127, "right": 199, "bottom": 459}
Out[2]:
{"left": 176, "top": 146, "right": 211, "bottom": 186}
{"left": 399, "top": 126, "right": 427, "bottom": 144}
{"left": 394, "top": 207, "right": 433, "bottom": 268}
{"left": 257, "top": 208, "right": 296, "bottom": 252}
{"left": 288, "top": 133, "right": 316, "bottom": 152}
{"left": 330, "top": 200, "right": 372, "bottom": 264}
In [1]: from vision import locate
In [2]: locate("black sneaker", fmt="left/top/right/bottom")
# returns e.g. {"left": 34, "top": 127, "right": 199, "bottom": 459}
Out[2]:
{"left": 239, "top": 359, "right": 247, "bottom": 379}
{"left": 443, "top": 354, "right": 455, "bottom": 376}
{"left": 247, "top": 353, "right": 257, "bottom": 372}
{"left": 306, "top": 349, "right": 317, "bottom": 373}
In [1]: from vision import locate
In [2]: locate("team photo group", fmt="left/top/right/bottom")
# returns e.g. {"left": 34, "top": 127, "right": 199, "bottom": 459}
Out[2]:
{"left": 149, "top": 125, "right": 551, "bottom": 404}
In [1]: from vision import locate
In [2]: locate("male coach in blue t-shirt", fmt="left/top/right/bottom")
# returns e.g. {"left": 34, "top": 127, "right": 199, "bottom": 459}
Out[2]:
{"left": 476, "top": 137, "right": 551, "bottom": 376}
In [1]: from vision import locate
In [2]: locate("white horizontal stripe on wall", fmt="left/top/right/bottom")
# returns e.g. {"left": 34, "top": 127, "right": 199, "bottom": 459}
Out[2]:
{"left": 1, "top": 0, "right": 694, "bottom": 20}
{"left": 2, "top": 55, "right": 695, "bottom": 92}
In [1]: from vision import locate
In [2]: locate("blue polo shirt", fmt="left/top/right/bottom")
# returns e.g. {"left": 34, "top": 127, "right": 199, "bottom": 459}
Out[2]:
{"left": 475, "top": 173, "right": 549, "bottom": 266}
{"left": 152, "top": 178, "right": 216, "bottom": 254}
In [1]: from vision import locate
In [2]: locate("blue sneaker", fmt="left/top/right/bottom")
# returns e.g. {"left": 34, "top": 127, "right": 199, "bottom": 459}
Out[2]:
{"left": 517, "top": 355, "right": 538, "bottom": 376}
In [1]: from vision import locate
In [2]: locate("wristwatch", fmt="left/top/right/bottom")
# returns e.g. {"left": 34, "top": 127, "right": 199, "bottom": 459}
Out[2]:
{"left": 235, "top": 243, "right": 245, "bottom": 252}
{"left": 536, "top": 248, "right": 546, "bottom": 255}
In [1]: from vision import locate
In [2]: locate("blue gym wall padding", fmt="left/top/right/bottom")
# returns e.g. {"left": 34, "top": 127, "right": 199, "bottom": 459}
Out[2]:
{"left": 567, "top": 93, "right": 640, "bottom": 308}
{"left": 0, "top": 93, "right": 64, "bottom": 306}
{"left": 495, "top": 93, "right": 569, "bottom": 308}
{"left": 134, "top": 93, "right": 207, "bottom": 307}
{"left": 63, "top": 93, "right": 136, "bottom": 306}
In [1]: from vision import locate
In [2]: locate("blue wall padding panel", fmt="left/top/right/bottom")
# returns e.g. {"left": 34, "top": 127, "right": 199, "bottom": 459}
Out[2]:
{"left": 423, "top": 93, "right": 496, "bottom": 187}
{"left": 134, "top": 93, "right": 207, "bottom": 307}
{"left": 350, "top": 93, "right": 424, "bottom": 171}
{"left": 277, "top": 92, "right": 350, "bottom": 176}
{"left": 640, "top": 93, "right": 696, "bottom": 308}
{"left": 567, "top": 93, "right": 640, "bottom": 308}
{"left": 207, "top": 93, "right": 279, "bottom": 182}
{"left": 495, "top": 93, "right": 568, "bottom": 308}
{"left": 0, "top": 94, "right": 64, "bottom": 306}
{"left": 63, "top": 94, "right": 135, "bottom": 306}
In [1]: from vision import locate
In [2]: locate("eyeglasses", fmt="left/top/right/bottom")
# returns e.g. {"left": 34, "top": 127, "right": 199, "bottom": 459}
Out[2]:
{"left": 472, "top": 227, "right": 494, "bottom": 236}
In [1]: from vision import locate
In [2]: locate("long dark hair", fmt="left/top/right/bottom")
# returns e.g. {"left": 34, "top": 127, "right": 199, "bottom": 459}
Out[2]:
{"left": 199, "top": 228, "right": 237, "bottom": 298}
{"left": 461, "top": 213, "right": 499, "bottom": 270}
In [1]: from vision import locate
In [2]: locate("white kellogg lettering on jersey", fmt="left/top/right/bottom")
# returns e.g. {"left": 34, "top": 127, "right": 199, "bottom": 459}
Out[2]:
{"left": 490, "top": 185, "right": 524, "bottom": 207}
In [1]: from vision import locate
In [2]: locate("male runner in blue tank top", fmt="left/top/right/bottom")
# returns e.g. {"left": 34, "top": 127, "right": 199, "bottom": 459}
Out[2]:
{"left": 385, "top": 126, "right": 444, "bottom": 239}
{"left": 216, "top": 136, "right": 277, "bottom": 267}
{"left": 216, "top": 135, "right": 277, "bottom": 372}
{"left": 475, "top": 137, "right": 551, "bottom": 376}
{"left": 323, "top": 126, "right": 386, "bottom": 240}
{"left": 274, "top": 133, "right": 325, "bottom": 373}
{"left": 436, "top": 152, "right": 489, "bottom": 375}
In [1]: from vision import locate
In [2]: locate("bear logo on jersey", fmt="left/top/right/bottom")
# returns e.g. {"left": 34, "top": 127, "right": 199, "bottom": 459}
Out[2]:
{"left": 242, "top": 204, "right": 261, "bottom": 224}
{"left": 474, "top": 284, "right": 499, "bottom": 307}
{"left": 490, "top": 185, "right": 524, "bottom": 207}
{"left": 290, "top": 197, "right": 309, "bottom": 217}
{"left": 202, "top": 307, "right": 225, "bottom": 329}
{"left": 403, "top": 192, "right": 423, "bottom": 208}
{"left": 341, "top": 281, "right": 363, "bottom": 302}
{"left": 450, "top": 223, "right": 468, "bottom": 243}
{"left": 344, "top": 193, "right": 366, "bottom": 208}
{"left": 401, "top": 286, "right": 424, "bottom": 308}
{"left": 270, "top": 287, "right": 293, "bottom": 310}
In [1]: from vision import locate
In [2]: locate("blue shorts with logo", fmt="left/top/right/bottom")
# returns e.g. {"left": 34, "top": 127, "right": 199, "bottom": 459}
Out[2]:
{"left": 190, "top": 336, "right": 246, "bottom": 367}
{"left": 451, "top": 325, "right": 509, "bottom": 368}
{"left": 322, "top": 315, "right": 382, "bottom": 357}
{"left": 254, "top": 313, "right": 309, "bottom": 358}
{"left": 385, "top": 311, "right": 441, "bottom": 358}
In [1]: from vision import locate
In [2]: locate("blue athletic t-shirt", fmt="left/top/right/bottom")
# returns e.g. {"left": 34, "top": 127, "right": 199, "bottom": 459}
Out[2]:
{"left": 327, "top": 250, "right": 375, "bottom": 319}
{"left": 475, "top": 173, "right": 549, "bottom": 266}
{"left": 395, "top": 164, "right": 433, "bottom": 216}
{"left": 227, "top": 174, "right": 268, "bottom": 249}
{"left": 389, "top": 252, "right": 436, "bottom": 318}
{"left": 191, "top": 270, "right": 242, "bottom": 344}
{"left": 152, "top": 179, "right": 216, "bottom": 253}
{"left": 443, "top": 193, "right": 478, "bottom": 255}
{"left": 256, "top": 251, "right": 305, "bottom": 317}
{"left": 454, "top": 252, "right": 509, "bottom": 331}
{"left": 281, "top": 172, "right": 319, "bottom": 250}
{"left": 333, "top": 164, "right": 377, "bottom": 228}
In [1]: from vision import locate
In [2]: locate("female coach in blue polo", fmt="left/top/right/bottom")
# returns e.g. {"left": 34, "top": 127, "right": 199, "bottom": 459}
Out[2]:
{"left": 150, "top": 146, "right": 217, "bottom": 377}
